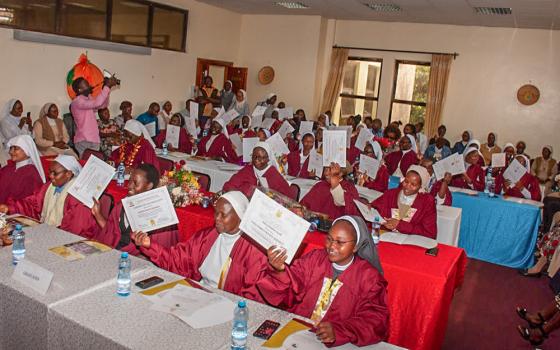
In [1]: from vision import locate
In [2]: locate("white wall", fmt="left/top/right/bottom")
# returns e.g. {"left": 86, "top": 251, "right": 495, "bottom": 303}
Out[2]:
{"left": 0, "top": 0, "right": 242, "bottom": 119}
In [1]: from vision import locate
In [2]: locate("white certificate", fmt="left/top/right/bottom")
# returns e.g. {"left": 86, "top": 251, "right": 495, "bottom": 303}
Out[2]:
{"left": 278, "top": 107, "right": 293, "bottom": 120}
{"left": 165, "top": 124, "right": 180, "bottom": 148}
{"left": 145, "top": 122, "right": 156, "bottom": 137}
{"left": 184, "top": 116, "right": 197, "bottom": 137}
{"left": 252, "top": 113, "right": 264, "bottom": 129}
{"left": 277, "top": 120, "right": 295, "bottom": 138}
{"left": 266, "top": 132, "right": 290, "bottom": 157}
{"left": 214, "top": 106, "right": 225, "bottom": 118}
{"left": 68, "top": 156, "right": 115, "bottom": 208}
{"left": 240, "top": 189, "right": 310, "bottom": 264}
{"left": 328, "top": 126, "right": 352, "bottom": 148}
{"left": 189, "top": 101, "right": 199, "bottom": 119}
{"left": 353, "top": 199, "right": 386, "bottom": 224}
{"left": 121, "top": 187, "right": 179, "bottom": 233}
{"left": 298, "top": 121, "right": 314, "bottom": 138}
{"left": 492, "top": 153, "right": 506, "bottom": 168}
{"left": 307, "top": 150, "right": 324, "bottom": 176}
{"left": 252, "top": 105, "right": 267, "bottom": 118}
{"left": 503, "top": 158, "right": 527, "bottom": 184}
{"left": 243, "top": 137, "right": 259, "bottom": 163}
{"left": 322, "top": 130, "right": 347, "bottom": 166}
{"left": 358, "top": 154, "right": 380, "bottom": 179}
{"left": 355, "top": 127, "right": 374, "bottom": 151}
{"left": 221, "top": 108, "right": 239, "bottom": 124}
{"left": 432, "top": 152, "right": 466, "bottom": 180}
{"left": 261, "top": 118, "right": 276, "bottom": 131}
{"left": 229, "top": 132, "right": 243, "bottom": 157}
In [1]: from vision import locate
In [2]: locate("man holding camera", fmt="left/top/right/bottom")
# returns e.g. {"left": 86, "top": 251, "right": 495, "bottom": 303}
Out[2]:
{"left": 70, "top": 76, "right": 119, "bottom": 157}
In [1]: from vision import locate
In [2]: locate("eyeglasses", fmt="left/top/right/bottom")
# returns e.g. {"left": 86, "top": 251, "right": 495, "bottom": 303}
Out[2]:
{"left": 326, "top": 236, "right": 356, "bottom": 246}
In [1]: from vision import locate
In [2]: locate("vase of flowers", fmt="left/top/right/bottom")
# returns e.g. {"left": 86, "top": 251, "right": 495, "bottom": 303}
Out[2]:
{"left": 160, "top": 160, "right": 203, "bottom": 207}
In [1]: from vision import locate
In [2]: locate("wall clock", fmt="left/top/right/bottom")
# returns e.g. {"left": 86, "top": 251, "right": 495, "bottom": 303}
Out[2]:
{"left": 517, "top": 84, "right": 540, "bottom": 106}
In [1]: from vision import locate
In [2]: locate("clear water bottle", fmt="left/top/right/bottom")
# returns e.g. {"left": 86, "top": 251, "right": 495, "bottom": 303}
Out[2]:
{"left": 202, "top": 128, "right": 209, "bottom": 138}
{"left": 162, "top": 140, "right": 168, "bottom": 155}
{"left": 488, "top": 177, "right": 495, "bottom": 198}
{"left": 485, "top": 166, "right": 494, "bottom": 197}
{"left": 231, "top": 300, "right": 248, "bottom": 350}
{"left": 371, "top": 217, "right": 381, "bottom": 245}
{"left": 12, "top": 224, "right": 25, "bottom": 265}
{"left": 116, "top": 252, "right": 131, "bottom": 297}
{"left": 116, "top": 162, "right": 126, "bottom": 187}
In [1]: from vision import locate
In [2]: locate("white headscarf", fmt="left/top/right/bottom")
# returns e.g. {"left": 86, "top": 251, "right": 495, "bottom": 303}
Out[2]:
{"left": 515, "top": 155, "right": 531, "bottom": 172}
{"left": 367, "top": 140, "right": 383, "bottom": 160}
{"left": 254, "top": 141, "right": 278, "bottom": 169}
{"left": 1, "top": 99, "right": 31, "bottom": 141}
{"left": 214, "top": 118, "right": 229, "bottom": 138}
{"left": 260, "top": 128, "right": 271, "bottom": 139}
{"left": 466, "top": 139, "right": 481, "bottom": 150}
{"left": 406, "top": 134, "right": 417, "bottom": 152}
{"left": 1, "top": 99, "right": 18, "bottom": 122}
{"left": 320, "top": 113, "right": 330, "bottom": 127}
{"left": 503, "top": 143, "right": 515, "bottom": 152}
{"left": 235, "top": 89, "right": 248, "bottom": 111}
{"left": 466, "top": 130, "right": 474, "bottom": 141}
{"left": 463, "top": 146, "right": 482, "bottom": 169}
{"left": 265, "top": 93, "right": 277, "bottom": 101}
{"left": 124, "top": 119, "right": 156, "bottom": 148}
{"left": 7, "top": 135, "right": 46, "bottom": 183}
{"left": 241, "top": 115, "right": 252, "bottom": 131}
{"left": 54, "top": 155, "right": 82, "bottom": 176}
{"left": 407, "top": 165, "right": 430, "bottom": 193}
{"left": 220, "top": 191, "right": 249, "bottom": 219}
{"left": 39, "top": 103, "right": 56, "bottom": 119}
{"left": 544, "top": 145, "right": 553, "bottom": 154}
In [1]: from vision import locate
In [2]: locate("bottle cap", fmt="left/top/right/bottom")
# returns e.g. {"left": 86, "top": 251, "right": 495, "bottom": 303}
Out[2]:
{"left": 238, "top": 300, "right": 247, "bottom": 308}
{"left": 121, "top": 252, "right": 129, "bottom": 258}
{"left": 15, "top": 224, "right": 23, "bottom": 230}
{"left": 374, "top": 216, "right": 380, "bottom": 222}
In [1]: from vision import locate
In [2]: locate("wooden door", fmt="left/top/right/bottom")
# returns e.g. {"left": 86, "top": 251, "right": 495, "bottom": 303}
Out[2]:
{"left": 226, "top": 66, "right": 248, "bottom": 93}
{"left": 196, "top": 58, "right": 233, "bottom": 87}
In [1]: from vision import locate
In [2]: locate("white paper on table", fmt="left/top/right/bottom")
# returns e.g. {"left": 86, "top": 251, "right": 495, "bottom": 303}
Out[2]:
{"left": 353, "top": 200, "right": 385, "bottom": 224}
{"left": 322, "top": 130, "right": 347, "bottom": 167}
{"left": 252, "top": 105, "right": 267, "bottom": 118}
{"left": 68, "top": 155, "right": 115, "bottom": 208}
{"left": 121, "top": 187, "right": 179, "bottom": 233}
{"left": 165, "top": 124, "right": 180, "bottom": 148}
{"left": 189, "top": 101, "right": 199, "bottom": 119}
{"left": 12, "top": 259, "right": 53, "bottom": 295}
{"left": 379, "top": 232, "right": 437, "bottom": 249}
{"left": 307, "top": 150, "right": 324, "bottom": 176}
{"left": 145, "top": 122, "right": 156, "bottom": 137}
{"left": 278, "top": 107, "right": 293, "bottom": 120}
{"left": 358, "top": 154, "right": 380, "bottom": 180}
{"left": 432, "top": 153, "right": 466, "bottom": 181}
{"left": 217, "top": 164, "right": 243, "bottom": 171}
{"left": 240, "top": 189, "right": 310, "bottom": 264}
{"left": 261, "top": 118, "right": 276, "bottom": 131}
{"left": 328, "top": 126, "right": 352, "bottom": 148}
{"left": 503, "top": 159, "right": 527, "bottom": 184}
{"left": 355, "top": 127, "right": 374, "bottom": 151}
{"left": 184, "top": 115, "right": 197, "bottom": 137}
{"left": 221, "top": 108, "right": 239, "bottom": 124}
{"left": 491, "top": 153, "right": 506, "bottom": 168}
{"left": 298, "top": 121, "right": 314, "bottom": 138}
{"left": 266, "top": 132, "right": 290, "bottom": 157}
{"left": 243, "top": 137, "right": 259, "bottom": 163}
{"left": 229, "top": 132, "right": 243, "bottom": 157}
{"left": 277, "top": 120, "right": 295, "bottom": 138}
{"left": 448, "top": 186, "right": 479, "bottom": 196}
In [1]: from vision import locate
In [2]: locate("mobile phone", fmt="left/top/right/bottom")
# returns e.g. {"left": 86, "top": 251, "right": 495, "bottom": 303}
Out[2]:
{"left": 425, "top": 247, "right": 439, "bottom": 257}
{"left": 26, "top": 112, "right": 31, "bottom": 118}
{"left": 253, "top": 320, "right": 280, "bottom": 340}
{"left": 135, "top": 276, "right": 164, "bottom": 289}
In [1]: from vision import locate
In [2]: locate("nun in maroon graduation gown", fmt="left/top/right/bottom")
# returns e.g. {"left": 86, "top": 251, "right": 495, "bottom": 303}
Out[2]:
{"left": 90, "top": 164, "right": 178, "bottom": 256}
{"left": 371, "top": 165, "right": 437, "bottom": 239}
{"left": 196, "top": 119, "right": 239, "bottom": 163}
{"left": 495, "top": 155, "right": 542, "bottom": 201}
{"left": 384, "top": 134, "right": 418, "bottom": 177}
{"left": 450, "top": 147, "right": 485, "bottom": 191}
{"left": 287, "top": 133, "right": 317, "bottom": 179}
{"left": 0, "top": 135, "right": 46, "bottom": 203}
{"left": 110, "top": 119, "right": 160, "bottom": 173}
{"left": 154, "top": 113, "right": 193, "bottom": 154}
{"left": 356, "top": 141, "right": 389, "bottom": 192}
{"left": 0, "top": 155, "right": 97, "bottom": 238}
{"left": 300, "top": 163, "right": 360, "bottom": 220}
{"left": 223, "top": 141, "right": 291, "bottom": 198}
{"left": 131, "top": 191, "right": 268, "bottom": 302}
{"left": 420, "top": 158, "right": 453, "bottom": 206}
{"left": 234, "top": 115, "right": 257, "bottom": 138}
{"left": 257, "top": 216, "right": 389, "bottom": 347}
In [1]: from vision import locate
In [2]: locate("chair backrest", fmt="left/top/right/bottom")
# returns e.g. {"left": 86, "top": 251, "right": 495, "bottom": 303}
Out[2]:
{"left": 158, "top": 157, "right": 174, "bottom": 174}
{"left": 192, "top": 171, "right": 211, "bottom": 192}
{"left": 288, "top": 183, "right": 300, "bottom": 201}
{"left": 81, "top": 149, "right": 105, "bottom": 162}
{"left": 98, "top": 192, "right": 115, "bottom": 220}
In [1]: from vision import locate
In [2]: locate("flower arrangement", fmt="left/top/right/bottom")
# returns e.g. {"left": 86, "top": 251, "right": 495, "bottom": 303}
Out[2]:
{"left": 160, "top": 160, "right": 203, "bottom": 207}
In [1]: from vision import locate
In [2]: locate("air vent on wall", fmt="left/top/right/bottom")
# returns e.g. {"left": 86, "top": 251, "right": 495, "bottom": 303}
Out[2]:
{"left": 474, "top": 7, "right": 512, "bottom": 15}
{"left": 274, "top": 2, "right": 309, "bottom": 9}
{"left": 365, "top": 3, "right": 402, "bottom": 12}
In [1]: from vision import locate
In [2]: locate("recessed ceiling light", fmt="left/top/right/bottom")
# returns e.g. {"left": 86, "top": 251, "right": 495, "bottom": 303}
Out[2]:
{"left": 364, "top": 3, "right": 401, "bottom": 12}
{"left": 275, "top": 2, "right": 309, "bottom": 9}
{"left": 474, "top": 7, "right": 512, "bottom": 15}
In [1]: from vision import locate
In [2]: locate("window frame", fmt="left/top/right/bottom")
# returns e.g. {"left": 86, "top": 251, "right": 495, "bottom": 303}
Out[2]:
{"left": 389, "top": 59, "right": 431, "bottom": 122}
{"left": 0, "top": 0, "right": 188, "bottom": 52}
{"left": 338, "top": 56, "right": 383, "bottom": 120}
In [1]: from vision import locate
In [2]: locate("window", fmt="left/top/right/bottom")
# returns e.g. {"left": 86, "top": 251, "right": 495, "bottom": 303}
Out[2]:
{"left": 0, "top": 0, "right": 188, "bottom": 52}
{"left": 335, "top": 57, "right": 382, "bottom": 122}
{"left": 390, "top": 60, "right": 431, "bottom": 125}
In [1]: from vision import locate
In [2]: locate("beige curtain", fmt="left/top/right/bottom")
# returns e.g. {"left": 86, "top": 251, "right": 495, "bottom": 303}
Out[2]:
{"left": 320, "top": 47, "right": 349, "bottom": 115}
{"left": 424, "top": 54, "right": 453, "bottom": 139}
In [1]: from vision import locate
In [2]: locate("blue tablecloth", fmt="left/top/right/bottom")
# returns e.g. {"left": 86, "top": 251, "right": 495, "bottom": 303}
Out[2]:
{"left": 452, "top": 192, "right": 541, "bottom": 268}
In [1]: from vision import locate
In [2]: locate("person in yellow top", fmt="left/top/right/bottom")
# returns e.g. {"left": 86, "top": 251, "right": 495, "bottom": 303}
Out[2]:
{"left": 480, "top": 132, "right": 501, "bottom": 166}
{"left": 196, "top": 76, "right": 220, "bottom": 131}
{"left": 531, "top": 145, "right": 557, "bottom": 192}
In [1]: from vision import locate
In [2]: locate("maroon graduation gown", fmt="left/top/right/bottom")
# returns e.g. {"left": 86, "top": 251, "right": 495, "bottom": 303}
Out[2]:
{"left": 384, "top": 150, "right": 418, "bottom": 176}
{"left": 196, "top": 133, "right": 239, "bottom": 164}
{"left": 346, "top": 146, "right": 361, "bottom": 166}
{"left": 300, "top": 180, "right": 360, "bottom": 220}
{"left": 257, "top": 249, "right": 389, "bottom": 347}
{"left": 141, "top": 227, "right": 268, "bottom": 303}
{"left": 234, "top": 128, "right": 257, "bottom": 138}
{"left": 223, "top": 164, "right": 292, "bottom": 198}
{"left": 362, "top": 164, "right": 389, "bottom": 192}
{"left": 110, "top": 138, "right": 160, "bottom": 173}
{"left": 430, "top": 180, "right": 453, "bottom": 206}
{"left": 6, "top": 182, "right": 98, "bottom": 238}
{"left": 371, "top": 188, "right": 437, "bottom": 239}
{"left": 287, "top": 151, "right": 314, "bottom": 179}
{"left": 495, "top": 172, "right": 542, "bottom": 201}
{"left": 91, "top": 202, "right": 179, "bottom": 256}
{"left": 0, "top": 163, "right": 43, "bottom": 203}
{"left": 154, "top": 128, "right": 193, "bottom": 154}
{"left": 450, "top": 164, "right": 485, "bottom": 191}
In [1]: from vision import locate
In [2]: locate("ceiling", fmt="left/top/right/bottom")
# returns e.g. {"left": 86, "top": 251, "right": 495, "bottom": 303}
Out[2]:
{"left": 194, "top": 0, "right": 560, "bottom": 30}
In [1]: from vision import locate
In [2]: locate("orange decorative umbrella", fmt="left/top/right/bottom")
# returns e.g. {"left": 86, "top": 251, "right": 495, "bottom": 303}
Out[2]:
{"left": 66, "top": 53, "right": 104, "bottom": 100}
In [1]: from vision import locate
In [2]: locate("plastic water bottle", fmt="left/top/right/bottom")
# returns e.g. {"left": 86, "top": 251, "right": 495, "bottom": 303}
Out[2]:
{"left": 12, "top": 224, "right": 25, "bottom": 265}
{"left": 116, "top": 162, "right": 125, "bottom": 187}
{"left": 231, "top": 300, "right": 249, "bottom": 350}
{"left": 116, "top": 252, "right": 131, "bottom": 297}
{"left": 485, "top": 166, "right": 494, "bottom": 197}
{"left": 162, "top": 140, "right": 168, "bottom": 155}
{"left": 371, "top": 217, "right": 381, "bottom": 245}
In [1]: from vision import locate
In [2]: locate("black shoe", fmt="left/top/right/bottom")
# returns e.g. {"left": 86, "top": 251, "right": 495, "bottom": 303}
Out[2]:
{"left": 518, "top": 269, "right": 542, "bottom": 277}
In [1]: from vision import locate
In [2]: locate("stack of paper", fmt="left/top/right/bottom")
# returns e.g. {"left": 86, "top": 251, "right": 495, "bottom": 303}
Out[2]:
{"left": 379, "top": 232, "right": 437, "bottom": 249}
